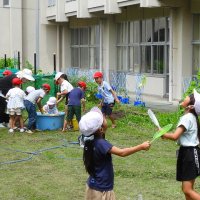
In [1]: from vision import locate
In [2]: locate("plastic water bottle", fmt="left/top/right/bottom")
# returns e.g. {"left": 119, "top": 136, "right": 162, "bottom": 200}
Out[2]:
{"left": 138, "top": 194, "right": 143, "bottom": 200}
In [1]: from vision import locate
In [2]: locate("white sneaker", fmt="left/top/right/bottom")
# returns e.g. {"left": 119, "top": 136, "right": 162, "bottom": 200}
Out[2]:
{"left": 9, "top": 128, "right": 14, "bottom": 133}
{"left": 20, "top": 128, "right": 25, "bottom": 133}
{"left": 25, "top": 129, "right": 33, "bottom": 134}
{"left": 0, "top": 123, "right": 6, "bottom": 128}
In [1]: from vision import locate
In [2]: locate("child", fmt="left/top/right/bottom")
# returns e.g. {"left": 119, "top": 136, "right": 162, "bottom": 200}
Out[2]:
{"left": 54, "top": 72, "right": 73, "bottom": 107}
{"left": 93, "top": 71, "right": 120, "bottom": 129}
{"left": 162, "top": 89, "right": 200, "bottom": 200}
{"left": 6, "top": 78, "right": 26, "bottom": 133}
{"left": 24, "top": 84, "right": 51, "bottom": 133}
{"left": 3, "top": 70, "right": 12, "bottom": 76}
{"left": 25, "top": 86, "right": 35, "bottom": 95}
{"left": 43, "top": 97, "right": 58, "bottom": 115}
{"left": 79, "top": 107, "right": 150, "bottom": 200}
{"left": 62, "top": 81, "right": 86, "bottom": 131}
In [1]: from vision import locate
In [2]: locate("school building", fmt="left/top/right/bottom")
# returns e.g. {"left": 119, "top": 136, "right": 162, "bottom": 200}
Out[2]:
{"left": 0, "top": 0, "right": 200, "bottom": 102}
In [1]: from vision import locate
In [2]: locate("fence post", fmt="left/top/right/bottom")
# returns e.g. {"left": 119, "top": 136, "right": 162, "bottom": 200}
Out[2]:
{"left": 34, "top": 53, "right": 37, "bottom": 75}
{"left": 53, "top": 53, "right": 56, "bottom": 73}
{"left": 18, "top": 51, "right": 20, "bottom": 70}
{"left": 4, "top": 54, "right": 7, "bottom": 68}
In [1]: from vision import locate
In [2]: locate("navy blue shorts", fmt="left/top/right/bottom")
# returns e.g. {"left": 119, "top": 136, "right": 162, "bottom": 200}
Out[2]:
{"left": 176, "top": 146, "right": 200, "bottom": 181}
{"left": 101, "top": 102, "right": 115, "bottom": 116}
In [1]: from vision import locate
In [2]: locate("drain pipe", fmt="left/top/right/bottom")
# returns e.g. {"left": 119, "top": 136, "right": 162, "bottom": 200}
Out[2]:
{"left": 169, "top": 10, "right": 174, "bottom": 102}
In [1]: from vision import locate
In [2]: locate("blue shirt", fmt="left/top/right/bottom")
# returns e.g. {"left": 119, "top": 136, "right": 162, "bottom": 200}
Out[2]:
{"left": 68, "top": 87, "right": 84, "bottom": 106}
{"left": 87, "top": 138, "right": 114, "bottom": 191}
{"left": 98, "top": 81, "right": 114, "bottom": 104}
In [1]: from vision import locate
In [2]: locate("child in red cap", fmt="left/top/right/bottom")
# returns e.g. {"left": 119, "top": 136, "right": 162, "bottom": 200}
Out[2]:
{"left": 6, "top": 78, "right": 26, "bottom": 133}
{"left": 3, "top": 70, "right": 12, "bottom": 76}
{"left": 24, "top": 83, "right": 51, "bottom": 133}
{"left": 93, "top": 71, "right": 120, "bottom": 129}
{"left": 62, "top": 81, "right": 86, "bottom": 131}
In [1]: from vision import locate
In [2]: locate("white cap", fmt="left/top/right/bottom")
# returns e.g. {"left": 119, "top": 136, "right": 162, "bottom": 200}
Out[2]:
{"left": 47, "top": 97, "right": 57, "bottom": 105}
{"left": 54, "top": 72, "right": 64, "bottom": 81}
{"left": 26, "top": 86, "right": 35, "bottom": 94}
{"left": 16, "top": 68, "right": 35, "bottom": 81}
{"left": 194, "top": 89, "right": 200, "bottom": 115}
{"left": 79, "top": 107, "right": 103, "bottom": 136}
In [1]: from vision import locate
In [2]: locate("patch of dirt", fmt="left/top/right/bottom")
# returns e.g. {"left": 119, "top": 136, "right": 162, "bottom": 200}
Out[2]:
{"left": 112, "top": 110, "right": 126, "bottom": 119}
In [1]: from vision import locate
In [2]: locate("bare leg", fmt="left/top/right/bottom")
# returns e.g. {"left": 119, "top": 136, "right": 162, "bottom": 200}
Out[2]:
{"left": 9, "top": 115, "right": 15, "bottom": 129}
{"left": 108, "top": 114, "right": 116, "bottom": 128}
{"left": 19, "top": 115, "right": 24, "bottom": 129}
{"left": 182, "top": 180, "right": 200, "bottom": 200}
{"left": 62, "top": 119, "right": 67, "bottom": 132}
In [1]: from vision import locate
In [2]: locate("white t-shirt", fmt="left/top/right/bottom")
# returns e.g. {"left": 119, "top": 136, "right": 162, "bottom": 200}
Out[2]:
{"left": 6, "top": 87, "right": 26, "bottom": 109}
{"left": 60, "top": 80, "right": 73, "bottom": 93}
{"left": 25, "top": 89, "right": 45, "bottom": 104}
{"left": 177, "top": 113, "right": 199, "bottom": 147}
{"left": 98, "top": 81, "right": 114, "bottom": 104}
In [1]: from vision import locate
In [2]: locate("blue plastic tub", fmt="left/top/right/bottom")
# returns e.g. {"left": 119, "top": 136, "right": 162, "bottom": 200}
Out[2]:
{"left": 36, "top": 112, "right": 65, "bottom": 131}
{"left": 134, "top": 101, "right": 145, "bottom": 107}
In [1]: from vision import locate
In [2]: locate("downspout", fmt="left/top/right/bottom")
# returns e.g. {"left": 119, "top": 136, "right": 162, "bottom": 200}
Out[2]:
{"left": 169, "top": 10, "right": 173, "bottom": 102}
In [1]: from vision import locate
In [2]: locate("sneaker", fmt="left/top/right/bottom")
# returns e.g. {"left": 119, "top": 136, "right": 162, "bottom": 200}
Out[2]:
{"left": 20, "top": 128, "right": 25, "bottom": 133}
{"left": 8, "top": 128, "right": 14, "bottom": 133}
{"left": 0, "top": 123, "right": 6, "bottom": 128}
{"left": 25, "top": 129, "right": 33, "bottom": 134}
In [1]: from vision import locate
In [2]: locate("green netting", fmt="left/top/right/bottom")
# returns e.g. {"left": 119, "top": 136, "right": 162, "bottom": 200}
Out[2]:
{"left": 22, "top": 74, "right": 59, "bottom": 105}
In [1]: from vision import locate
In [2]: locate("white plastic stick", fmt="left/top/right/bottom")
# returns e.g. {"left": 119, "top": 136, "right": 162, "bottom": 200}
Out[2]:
{"left": 148, "top": 109, "right": 161, "bottom": 129}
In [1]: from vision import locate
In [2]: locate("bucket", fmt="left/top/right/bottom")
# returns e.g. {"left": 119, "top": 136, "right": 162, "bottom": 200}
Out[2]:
{"left": 36, "top": 112, "right": 65, "bottom": 130}
{"left": 72, "top": 118, "right": 79, "bottom": 131}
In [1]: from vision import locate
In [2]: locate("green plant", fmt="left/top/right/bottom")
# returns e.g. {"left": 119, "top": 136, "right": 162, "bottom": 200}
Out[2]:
{"left": 0, "top": 57, "right": 18, "bottom": 69}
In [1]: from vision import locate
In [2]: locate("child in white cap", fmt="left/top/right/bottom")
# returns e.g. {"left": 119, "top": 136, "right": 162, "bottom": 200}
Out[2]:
{"left": 25, "top": 86, "right": 35, "bottom": 95}
{"left": 79, "top": 107, "right": 150, "bottom": 200}
{"left": 162, "top": 89, "right": 200, "bottom": 200}
{"left": 43, "top": 97, "right": 58, "bottom": 115}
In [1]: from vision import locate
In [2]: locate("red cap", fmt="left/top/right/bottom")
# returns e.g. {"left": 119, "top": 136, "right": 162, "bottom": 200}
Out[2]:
{"left": 78, "top": 81, "right": 87, "bottom": 90}
{"left": 42, "top": 83, "right": 51, "bottom": 91}
{"left": 12, "top": 77, "right": 22, "bottom": 85}
{"left": 93, "top": 71, "right": 103, "bottom": 78}
{"left": 3, "top": 70, "right": 12, "bottom": 76}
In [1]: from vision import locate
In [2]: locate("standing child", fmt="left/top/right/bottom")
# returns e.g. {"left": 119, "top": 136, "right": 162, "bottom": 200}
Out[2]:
{"left": 24, "top": 84, "right": 51, "bottom": 133}
{"left": 162, "top": 89, "right": 200, "bottom": 200}
{"left": 25, "top": 86, "right": 35, "bottom": 95}
{"left": 79, "top": 107, "right": 150, "bottom": 200}
{"left": 62, "top": 81, "right": 86, "bottom": 131}
{"left": 43, "top": 97, "right": 59, "bottom": 115}
{"left": 6, "top": 78, "right": 26, "bottom": 133}
{"left": 93, "top": 72, "right": 120, "bottom": 129}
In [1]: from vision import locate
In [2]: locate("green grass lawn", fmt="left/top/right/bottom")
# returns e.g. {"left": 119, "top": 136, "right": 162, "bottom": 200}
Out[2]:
{"left": 1, "top": 104, "right": 200, "bottom": 200}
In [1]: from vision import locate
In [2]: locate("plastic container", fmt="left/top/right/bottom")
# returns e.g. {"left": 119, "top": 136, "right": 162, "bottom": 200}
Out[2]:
{"left": 134, "top": 100, "right": 145, "bottom": 107}
{"left": 36, "top": 112, "right": 65, "bottom": 130}
{"left": 122, "top": 97, "right": 129, "bottom": 104}
{"left": 72, "top": 118, "right": 79, "bottom": 131}
{"left": 95, "top": 93, "right": 103, "bottom": 99}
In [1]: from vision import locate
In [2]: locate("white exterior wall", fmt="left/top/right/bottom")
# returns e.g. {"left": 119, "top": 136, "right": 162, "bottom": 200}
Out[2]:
{"left": 0, "top": 0, "right": 199, "bottom": 101}
{"left": 0, "top": 0, "right": 22, "bottom": 59}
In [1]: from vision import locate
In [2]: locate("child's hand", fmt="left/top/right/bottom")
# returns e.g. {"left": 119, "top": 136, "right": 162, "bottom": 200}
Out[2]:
{"left": 115, "top": 99, "right": 120, "bottom": 104}
{"left": 141, "top": 141, "right": 151, "bottom": 151}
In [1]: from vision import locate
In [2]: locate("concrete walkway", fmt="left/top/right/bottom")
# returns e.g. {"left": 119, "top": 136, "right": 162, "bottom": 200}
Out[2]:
{"left": 128, "top": 93, "right": 179, "bottom": 112}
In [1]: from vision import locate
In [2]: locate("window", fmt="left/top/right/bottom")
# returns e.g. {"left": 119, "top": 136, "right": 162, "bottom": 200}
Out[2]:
{"left": 3, "top": 0, "right": 10, "bottom": 7}
{"left": 71, "top": 25, "right": 100, "bottom": 69}
{"left": 116, "top": 17, "right": 169, "bottom": 75}
{"left": 192, "top": 14, "right": 200, "bottom": 75}
{"left": 48, "top": 0, "right": 56, "bottom": 7}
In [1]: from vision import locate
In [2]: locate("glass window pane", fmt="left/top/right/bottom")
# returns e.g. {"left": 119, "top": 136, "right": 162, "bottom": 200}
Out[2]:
{"left": 80, "top": 47, "right": 89, "bottom": 68}
{"left": 129, "top": 21, "right": 140, "bottom": 43}
{"left": 90, "top": 25, "right": 100, "bottom": 45}
{"left": 154, "top": 17, "right": 166, "bottom": 42}
{"left": 89, "top": 47, "right": 100, "bottom": 69}
{"left": 71, "top": 48, "right": 79, "bottom": 67}
{"left": 80, "top": 28, "right": 89, "bottom": 45}
{"left": 142, "top": 19, "right": 152, "bottom": 43}
{"left": 129, "top": 46, "right": 140, "bottom": 72}
{"left": 117, "top": 47, "right": 127, "bottom": 71}
{"left": 71, "top": 29, "right": 79, "bottom": 45}
{"left": 193, "top": 45, "right": 200, "bottom": 74}
{"left": 141, "top": 46, "right": 151, "bottom": 73}
{"left": 193, "top": 15, "right": 200, "bottom": 40}
{"left": 153, "top": 45, "right": 164, "bottom": 74}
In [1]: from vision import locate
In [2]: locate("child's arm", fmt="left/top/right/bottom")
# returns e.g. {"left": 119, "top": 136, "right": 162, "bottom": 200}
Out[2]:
{"left": 36, "top": 97, "right": 44, "bottom": 114}
{"left": 110, "top": 89, "right": 120, "bottom": 103}
{"left": 109, "top": 141, "right": 150, "bottom": 157}
{"left": 162, "top": 125, "right": 185, "bottom": 141}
